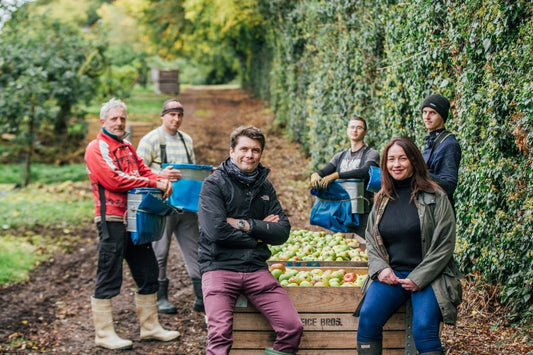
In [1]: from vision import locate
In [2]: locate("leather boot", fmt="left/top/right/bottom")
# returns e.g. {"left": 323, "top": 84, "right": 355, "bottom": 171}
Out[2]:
{"left": 191, "top": 278, "right": 204, "bottom": 313}
{"left": 157, "top": 278, "right": 177, "bottom": 314}
{"left": 264, "top": 347, "right": 293, "bottom": 354}
{"left": 135, "top": 292, "right": 180, "bottom": 342}
{"left": 91, "top": 297, "right": 133, "bottom": 350}
{"left": 357, "top": 340, "right": 382, "bottom": 354}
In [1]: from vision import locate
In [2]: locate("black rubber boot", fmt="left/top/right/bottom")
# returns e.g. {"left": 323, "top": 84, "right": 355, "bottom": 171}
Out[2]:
{"left": 157, "top": 279, "right": 177, "bottom": 314}
{"left": 191, "top": 278, "right": 204, "bottom": 313}
{"left": 357, "top": 340, "right": 382, "bottom": 355}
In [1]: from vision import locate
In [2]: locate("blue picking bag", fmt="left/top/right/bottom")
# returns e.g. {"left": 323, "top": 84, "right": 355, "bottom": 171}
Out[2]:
{"left": 168, "top": 179, "right": 203, "bottom": 212}
{"left": 127, "top": 188, "right": 178, "bottom": 245}
{"left": 367, "top": 165, "right": 381, "bottom": 192}
{"left": 137, "top": 192, "right": 177, "bottom": 217}
{"left": 309, "top": 182, "right": 359, "bottom": 233}
{"left": 163, "top": 163, "right": 212, "bottom": 213}
{"left": 132, "top": 210, "right": 166, "bottom": 245}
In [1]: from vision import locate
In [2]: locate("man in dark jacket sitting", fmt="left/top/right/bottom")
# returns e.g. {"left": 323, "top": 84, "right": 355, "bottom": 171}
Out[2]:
{"left": 198, "top": 126, "right": 303, "bottom": 355}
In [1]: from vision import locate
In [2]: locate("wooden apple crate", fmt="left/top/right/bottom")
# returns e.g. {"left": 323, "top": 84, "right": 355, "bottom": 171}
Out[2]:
{"left": 230, "top": 268, "right": 405, "bottom": 355}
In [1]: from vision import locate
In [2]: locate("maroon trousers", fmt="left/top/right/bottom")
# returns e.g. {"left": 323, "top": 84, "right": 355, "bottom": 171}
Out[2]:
{"left": 202, "top": 269, "right": 303, "bottom": 354}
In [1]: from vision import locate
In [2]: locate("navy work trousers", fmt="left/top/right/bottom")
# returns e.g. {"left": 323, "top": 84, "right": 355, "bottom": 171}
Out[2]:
{"left": 94, "top": 221, "right": 159, "bottom": 299}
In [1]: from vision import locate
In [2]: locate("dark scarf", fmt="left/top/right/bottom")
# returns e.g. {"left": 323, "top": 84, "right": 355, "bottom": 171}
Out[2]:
{"left": 424, "top": 128, "right": 446, "bottom": 150}
{"left": 102, "top": 127, "right": 128, "bottom": 142}
{"left": 228, "top": 159, "right": 259, "bottom": 185}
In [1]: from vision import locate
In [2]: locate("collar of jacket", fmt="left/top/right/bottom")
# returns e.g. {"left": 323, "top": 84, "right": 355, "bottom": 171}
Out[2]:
{"left": 102, "top": 127, "right": 129, "bottom": 142}
{"left": 219, "top": 157, "right": 270, "bottom": 186}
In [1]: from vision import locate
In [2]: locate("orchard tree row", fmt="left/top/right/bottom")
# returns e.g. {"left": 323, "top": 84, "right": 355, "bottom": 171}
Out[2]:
{"left": 245, "top": 0, "right": 532, "bottom": 324}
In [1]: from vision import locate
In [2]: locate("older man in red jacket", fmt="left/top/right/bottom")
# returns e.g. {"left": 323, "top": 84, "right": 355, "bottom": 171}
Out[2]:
{"left": 85, "top": 98, "right": 178, "bottom": 350}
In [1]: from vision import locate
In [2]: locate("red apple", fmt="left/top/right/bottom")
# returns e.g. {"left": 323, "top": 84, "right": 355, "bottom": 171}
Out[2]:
{"left": 343, "top": 272, "right": 356, "bottom": 283}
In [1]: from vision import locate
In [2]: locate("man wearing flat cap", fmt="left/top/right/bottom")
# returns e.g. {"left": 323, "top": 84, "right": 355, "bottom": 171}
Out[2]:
{"left": 421, "top": 93, "right": 462, "bottom": 212}
{"left": 137, "top": 99, "right": 204, "bottom": 314}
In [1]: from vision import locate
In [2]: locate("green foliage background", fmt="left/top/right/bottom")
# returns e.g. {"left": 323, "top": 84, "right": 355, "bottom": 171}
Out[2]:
{"left": 246, "top": 0, "right": 533, "bottom": 323}
{"left": 1, "top": 0, "right": 531, "bottom": 325}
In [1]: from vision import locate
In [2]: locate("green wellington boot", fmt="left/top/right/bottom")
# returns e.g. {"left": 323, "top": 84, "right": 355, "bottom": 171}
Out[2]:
{"left": 157, "top": 278, "right": 177, "bottom": 314}
{"left": 191, "top": 278, "right": 204, "bottom": 312}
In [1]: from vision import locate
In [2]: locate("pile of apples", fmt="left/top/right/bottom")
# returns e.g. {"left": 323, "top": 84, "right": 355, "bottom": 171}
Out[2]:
{"left": 269, "top": 264, "right": 367, "bottom": 287}
{"left": 269, "top": 229, "right": 368, "bottom": 262}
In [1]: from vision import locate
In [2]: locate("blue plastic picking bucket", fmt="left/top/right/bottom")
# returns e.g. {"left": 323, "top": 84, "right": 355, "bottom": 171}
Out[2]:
{"left": 367, "top": 165, "right": 381, "bottom": 193}
{"left": 127, "top": 188, "right": 167, "bottom": 245}
{"left": 162, "top": 163, "right": 213, "bottom": 212}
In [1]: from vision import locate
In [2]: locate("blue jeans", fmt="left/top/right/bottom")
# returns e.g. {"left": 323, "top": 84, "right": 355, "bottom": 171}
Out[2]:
{"left": 357, "top": 270, "right": 443, "bottom": 353}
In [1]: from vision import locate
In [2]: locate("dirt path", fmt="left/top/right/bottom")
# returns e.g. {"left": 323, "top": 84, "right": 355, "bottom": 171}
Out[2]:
{"left": 0, "top": 87, "right": 531, "bottom": 354}
{"left": 0, "top": 87, "right": 317, "bottom": 354}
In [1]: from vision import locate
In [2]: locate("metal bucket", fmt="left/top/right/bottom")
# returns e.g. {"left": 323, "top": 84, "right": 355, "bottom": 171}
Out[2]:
{"left": 162, "top": 163, "right": 212, "bottom": 181}
{"left": 337, "top": 179, "right": 365, "bottom": 214}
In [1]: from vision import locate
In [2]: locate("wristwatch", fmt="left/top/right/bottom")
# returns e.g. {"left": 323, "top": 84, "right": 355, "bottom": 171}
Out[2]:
{"left": 237, "top": 219, "right": 246, "bottom": 230}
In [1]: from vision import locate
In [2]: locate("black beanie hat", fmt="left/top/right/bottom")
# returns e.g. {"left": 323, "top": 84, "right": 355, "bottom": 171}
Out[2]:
{"left": 421, "top": 94, "right": 450, "bottom": 122}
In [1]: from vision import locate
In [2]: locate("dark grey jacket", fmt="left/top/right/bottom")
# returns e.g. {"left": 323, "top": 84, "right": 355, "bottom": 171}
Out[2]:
{"left": 356, "top": 189, "right": 463, "bottom": 324}
{"left": 197, "top": 158, "right": 291, "bottom": 274}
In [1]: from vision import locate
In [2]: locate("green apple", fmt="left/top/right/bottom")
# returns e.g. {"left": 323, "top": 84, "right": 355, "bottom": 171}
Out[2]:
{"left": 271, "top": 269, "right": 283, "bottom": 280}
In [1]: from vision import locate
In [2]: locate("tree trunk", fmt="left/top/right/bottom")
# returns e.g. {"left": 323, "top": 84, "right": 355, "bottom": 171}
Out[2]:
{"left": 54, "top": 102, "right": 70, "bottom": 136}
{"left": 21, "top": 105, "right": 35, "bottom": 187}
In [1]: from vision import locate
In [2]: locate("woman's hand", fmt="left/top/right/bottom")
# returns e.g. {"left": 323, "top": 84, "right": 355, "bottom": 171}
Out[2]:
{"left": 377, "top": 268, "right": 399, "bottom": 285}
{"left": 398, "top": 278, "right": 419, "bottom": 292}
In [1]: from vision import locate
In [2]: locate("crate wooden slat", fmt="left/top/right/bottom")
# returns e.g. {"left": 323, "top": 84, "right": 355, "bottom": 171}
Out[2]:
{"left": 231, "top": 330, "right": 404, "bottom": 352}
{"left": 231, "top": 350, "right": 403, "bottom": 355}
{"left": 233, "top": 312, "right": 405, "bottom": 331}
{"left": 268, "top": 260, "right": 368, "bottom": 268}
{"left": 235, "top": 287, "right": 364, "bottom": 313}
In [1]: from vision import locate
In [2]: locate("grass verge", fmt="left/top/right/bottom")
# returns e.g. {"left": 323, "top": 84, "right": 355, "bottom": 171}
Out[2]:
{"left": 0, "top": 236, "right": 47, "bottom": 284}
{"left": 0, "top": 181, "right": 93, "bottom": 285}
{"left": 0, "top": 163, "right": 88, "bottom": 184}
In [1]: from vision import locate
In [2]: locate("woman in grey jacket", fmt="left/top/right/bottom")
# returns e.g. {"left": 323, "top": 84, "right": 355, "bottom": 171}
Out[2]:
{"left": 354, "top": 137, "right": 462, "bottom": 355}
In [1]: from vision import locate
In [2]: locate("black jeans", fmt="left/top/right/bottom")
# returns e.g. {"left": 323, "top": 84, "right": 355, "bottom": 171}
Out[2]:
{"left": 94, "top": 221, "right": 159, "bottom": 299}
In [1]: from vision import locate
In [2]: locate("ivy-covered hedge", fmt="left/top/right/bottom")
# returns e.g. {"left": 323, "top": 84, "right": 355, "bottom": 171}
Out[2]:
{"left": 249, "top": 0, "right": 533, "bottom": 323}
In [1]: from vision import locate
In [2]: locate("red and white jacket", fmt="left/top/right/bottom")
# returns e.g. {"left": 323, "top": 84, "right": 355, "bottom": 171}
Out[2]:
{"left": 85, "top": 129, "right": 161, "bottom": 219}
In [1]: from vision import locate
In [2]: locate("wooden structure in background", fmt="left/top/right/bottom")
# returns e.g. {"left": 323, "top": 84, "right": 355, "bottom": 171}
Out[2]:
{"left": 85, "top": 121, "right": 155, "bottom": 149}
{"left": 152, "top": 68, "right": 180, "bottom": 95}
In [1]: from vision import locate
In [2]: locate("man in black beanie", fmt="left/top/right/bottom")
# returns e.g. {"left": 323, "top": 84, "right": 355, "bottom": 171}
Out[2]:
{"left": 421, "top": 94, "right": 462, "bottom": 211}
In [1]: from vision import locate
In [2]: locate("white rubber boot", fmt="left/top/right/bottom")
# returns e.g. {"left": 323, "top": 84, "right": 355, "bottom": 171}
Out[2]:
{"left": 91, "top": 297, "right": 133, "bottom": 350}
{"left": 135, "top": 292, "right": 180, "bottom": 341}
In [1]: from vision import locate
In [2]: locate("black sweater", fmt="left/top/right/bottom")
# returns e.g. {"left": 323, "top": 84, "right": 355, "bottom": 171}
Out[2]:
{"left": 378, "top": 177, "right": 422, "bottom": 271}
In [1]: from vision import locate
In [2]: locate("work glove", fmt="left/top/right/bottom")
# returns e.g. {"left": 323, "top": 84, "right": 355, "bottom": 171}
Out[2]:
{"left": 318, "top": 172, "right": 339, "bottom": 189}
{"left": 310, "top": 172, "right": 322, "bottom": 190}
